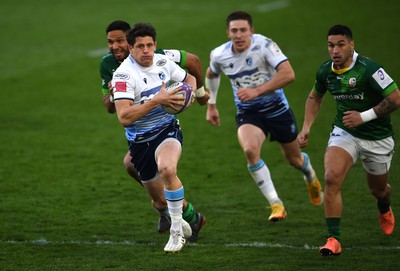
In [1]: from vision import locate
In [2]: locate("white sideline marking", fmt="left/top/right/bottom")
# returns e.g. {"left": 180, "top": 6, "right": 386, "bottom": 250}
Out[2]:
{"left": 87, "top": 0, "right": 289, "bottom": 58}
{"left": 87, "top": 48, "right": 108, "bottom": 58}
{"left": 3, "top": 239, "right": 400, "bottom": 250}
{"left": 256, "top": 0, "right": 290, "bottom": 13}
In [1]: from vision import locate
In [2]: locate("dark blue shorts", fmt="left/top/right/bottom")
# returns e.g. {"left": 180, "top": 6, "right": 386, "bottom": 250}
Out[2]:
{"left": 128, "top": 120, "right": 183, "bottom": 182}
{"left": 236, "top": 109, "right": 298, "bottom": 143}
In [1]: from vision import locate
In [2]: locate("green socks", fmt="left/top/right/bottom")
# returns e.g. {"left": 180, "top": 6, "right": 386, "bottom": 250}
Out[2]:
{"left": 182, "top": 202, "right": 196, "bottom": 224}
{"left": 326, "top": 217, "right": 341, "bottom": 241}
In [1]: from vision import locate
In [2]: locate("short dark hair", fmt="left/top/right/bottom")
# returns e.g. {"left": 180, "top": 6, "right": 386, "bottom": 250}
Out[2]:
{"left": 106, "top": 20, "right": 131, "bottom": 34}
{"left": 328, "top": 24, "right": 353, "bottom": 40}
{"left": 127, "top": 23, "right": 157, "bottom": 46}
{"left": 226, "top": 11, "right": 253, "bottom": 28}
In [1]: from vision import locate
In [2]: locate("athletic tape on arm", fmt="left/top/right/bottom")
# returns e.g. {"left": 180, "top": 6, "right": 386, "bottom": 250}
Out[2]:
{"left": 206, "top": 77, "right": 220, "bottom": 104}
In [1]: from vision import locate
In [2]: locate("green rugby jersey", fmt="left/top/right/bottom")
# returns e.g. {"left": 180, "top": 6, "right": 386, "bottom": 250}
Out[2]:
{"left": 313, "top": 53, "right": 398, "bottom": 140}
{"left": 100, "top": 48, "right": 187, "bottom": 95}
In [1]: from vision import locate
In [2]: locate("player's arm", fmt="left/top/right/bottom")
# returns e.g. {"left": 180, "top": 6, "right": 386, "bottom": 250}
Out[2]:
{"left": 115, "top": 99, "right": 158, "bottom": 126}
{"left": 247, "top": 60, "right": 295, "bottom": 99}
{"left": 184, "top": 52, "right": 210, "bottom": 105}
{"left": 298, "top": 90, "right": 324, "bottom": 148}
{"left": 374, "top": 88, "right": 400, "bottom": 115}
{"left": 236, "top": 60, "right": 295, "bottom": 102}
{"left": 343, "top": 88, "right": 400, "bottom": 128}
{"left": 100, "top": 62, "right": 116, "bottom": 114}
{"left": 114, "top": 82, "right": 184, "bottom": 126}
{"left": 102, "top": 82, "right": 116, "bottom": 113}
{"left": 205, "top": 67, "right": 221, "bottom": 126}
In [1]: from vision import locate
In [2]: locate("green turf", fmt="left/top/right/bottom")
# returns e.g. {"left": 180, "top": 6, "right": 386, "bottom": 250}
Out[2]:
{"left": 1, "top": 0, "right": 399, "bottom": 270}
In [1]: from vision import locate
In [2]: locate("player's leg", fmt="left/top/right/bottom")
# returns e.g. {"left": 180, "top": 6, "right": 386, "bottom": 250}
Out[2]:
{"left": 237, "top": 123, "right": 285, "bottom": 221}
{"left": 123, "top": 151, "right": 142, "bottom": 185}
{"left": 367, "top": 173, "right": 394, "bottom": 235}
{"left": 279, "top": 140, "right": 323, "bottom": 206}
{"left": 361, "top": 136, "right": 395, "bottom": 235}
{"left": 124, "top": 149, "right": 170, "bottom": 231}
{"left": 142, "top": 178, "right": 171, "bottom": 233}
{"left": 155, "top": 138, "right": 187, "bottom": 252}
{"left": 320, "top": 146, "right": 352, "bottom": 256}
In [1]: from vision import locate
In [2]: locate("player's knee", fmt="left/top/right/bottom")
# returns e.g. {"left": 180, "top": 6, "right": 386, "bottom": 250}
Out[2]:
{"left": 243, "top": 145, "right": 258, "bottom": 161}
{"left": 158, "top": 164, "right": 177, "bottom": 180}
{"left": 324, "top": 170, "right": 342, "bottom": 189}
{"left": 123, "top": 154, "right": 132, "bottom": 169}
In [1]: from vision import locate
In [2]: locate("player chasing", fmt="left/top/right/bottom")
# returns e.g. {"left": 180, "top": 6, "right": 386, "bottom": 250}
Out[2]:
{"left": 298, "top": 24, "right": 400, "bottom": 256}
{"left": 99, "top": 20, "right": 208, "bottom": 236}
{"left": 205, "top": 11, "right": 323, "bottom": 222}
{"left": 112, "top": 23, "right": 205, "bottom": 253}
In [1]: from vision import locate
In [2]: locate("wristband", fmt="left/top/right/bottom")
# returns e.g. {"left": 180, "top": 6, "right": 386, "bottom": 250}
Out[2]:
{"left": 109, "top": 94, "right": 114, "bottom": 103}
{"left": 195, "top": 86, "right": 206, "bottom": 98}
{"left": 360, "top": 108, "right": 377, "bottom": 123}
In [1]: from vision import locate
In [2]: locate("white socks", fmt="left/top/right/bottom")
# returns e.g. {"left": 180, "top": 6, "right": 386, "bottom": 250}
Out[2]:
{"left": 248, "top": 160, "right": 281, "bottom": 206}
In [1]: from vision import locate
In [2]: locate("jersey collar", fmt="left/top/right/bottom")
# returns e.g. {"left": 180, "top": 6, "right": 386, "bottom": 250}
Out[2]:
{"left": 331, "top": 51, "right": 358, "bottom": 74}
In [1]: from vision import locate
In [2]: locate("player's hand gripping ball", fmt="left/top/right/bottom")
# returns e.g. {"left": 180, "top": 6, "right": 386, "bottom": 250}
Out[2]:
{"left": 162, "top": 82, "right": 194, "bottom": 114}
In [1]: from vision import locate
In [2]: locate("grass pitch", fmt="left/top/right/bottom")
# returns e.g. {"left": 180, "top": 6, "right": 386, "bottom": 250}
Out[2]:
{"left": 1, "top": 0, "right": 399, "bottom": 270}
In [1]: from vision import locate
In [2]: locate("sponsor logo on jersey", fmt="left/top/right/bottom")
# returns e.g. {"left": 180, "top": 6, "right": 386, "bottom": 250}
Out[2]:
{"left": 271, "top": 42, "right": 282, "bottom": 56}
{"left": 114, "top": 72, "right": 129, "bottom": 80}
{"left": 333, "top": 92, "right": 364, "bottom": 100}
{"left": 156, "top": 59, "right": 167, "bottom": 66}
{"left": 372, "top": 68, "right": 393, "bottom": 89}
{"left": 264, "top": 38, "right": 272, "bottom": 47}
{"left": 165, "top": 50, "right": 175, "bottom": 58}
{"left": 143, "top": 78, "right": 147, "bottom": 84}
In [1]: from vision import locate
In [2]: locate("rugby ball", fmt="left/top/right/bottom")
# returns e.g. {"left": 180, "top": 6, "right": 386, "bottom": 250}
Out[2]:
{"left": 162, "top": 82, "right": 193, "bottom": 114}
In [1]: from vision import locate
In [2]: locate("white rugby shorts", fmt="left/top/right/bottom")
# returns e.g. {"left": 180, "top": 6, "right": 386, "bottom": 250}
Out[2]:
{"left": 327, "top": 126, "right": 394, "bottom": 175}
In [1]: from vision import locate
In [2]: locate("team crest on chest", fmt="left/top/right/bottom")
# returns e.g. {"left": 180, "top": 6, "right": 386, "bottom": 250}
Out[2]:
{"left": 348, "top": 77, "right": 357, "bottom": 88}
{"left": 246, "top": 57, "right": 253, "bottom": 67}
{"left": 159, "top": 72, "right": 166, "bottom": 80}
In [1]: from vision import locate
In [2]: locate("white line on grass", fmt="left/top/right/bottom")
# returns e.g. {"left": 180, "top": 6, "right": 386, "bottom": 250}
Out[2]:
{"left": 255, "top": 0, "right": 290, "bottom": 13}
{"left": 3, "top": 239, "right": 400, "bottom": 250}
{"left": 87, "top": 0, "right": 289, "bottom": 58}
{"left": 87, "top": 48, "right": 108, "bottom": 58}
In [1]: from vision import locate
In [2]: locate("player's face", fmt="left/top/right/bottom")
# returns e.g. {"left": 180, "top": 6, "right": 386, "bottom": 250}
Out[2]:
{"left": 107, "top": 30, "right": 129, "bottom": 62}
{"left": 227, "top": 20, "right": 254, "bottom": 53}
{"left": 327, "top": 35, "right": 354, "bottom": 70}
{"left": 130, "top": 36, "right": 156, "bottom": 67}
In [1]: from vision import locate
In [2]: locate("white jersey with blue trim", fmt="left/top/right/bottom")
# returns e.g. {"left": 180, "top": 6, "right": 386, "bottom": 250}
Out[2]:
{"left": 209, "top": 33, "right": 290, "bottom": 117}
{"left": 112, "top": 53, "right": 187, "bottom": 142}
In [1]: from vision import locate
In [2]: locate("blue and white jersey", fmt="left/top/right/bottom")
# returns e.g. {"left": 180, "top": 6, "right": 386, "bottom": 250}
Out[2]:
{"left": 112, "top": 53, "right": 187, "bottom": 142}
{"left": 209, "top": 33, "right": 290, "bottom": 117}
